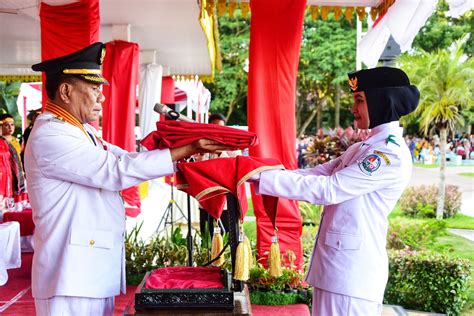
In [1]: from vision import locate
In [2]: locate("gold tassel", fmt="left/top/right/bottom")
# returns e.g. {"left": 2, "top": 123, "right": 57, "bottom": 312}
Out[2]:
{"left": 234, "top": 232, "right": 249, "bottom": 281}
{"left": 244, "top": 236, "right": 254, "bottom": 269}
{"left": 269, "top": 234, "right": 282, "bottom": 277}
{"left": 211, "top": 227, "right": 225, "bottom": 267}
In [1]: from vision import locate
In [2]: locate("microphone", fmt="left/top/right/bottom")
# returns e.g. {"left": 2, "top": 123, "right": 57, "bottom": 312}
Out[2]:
{"left": 153, "top": 103, "right": 195, "bottom": 123}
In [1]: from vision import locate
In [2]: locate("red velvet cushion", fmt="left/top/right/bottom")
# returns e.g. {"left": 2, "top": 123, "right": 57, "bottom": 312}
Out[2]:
{"left": 145, "top": 266, "right": 224, "bottom": 289}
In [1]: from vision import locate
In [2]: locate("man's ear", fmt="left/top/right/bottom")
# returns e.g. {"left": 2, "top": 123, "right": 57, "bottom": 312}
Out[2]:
{"left": 58, "top": 82, "right": 72, "bottom": 103}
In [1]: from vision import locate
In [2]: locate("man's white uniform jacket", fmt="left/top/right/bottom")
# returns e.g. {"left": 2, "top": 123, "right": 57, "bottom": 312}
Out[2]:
{"left": 256, "top": 121, "right": 412, "bottom": 303}
{"left": 24, "top": 113, "right": 174, "bottom": 299}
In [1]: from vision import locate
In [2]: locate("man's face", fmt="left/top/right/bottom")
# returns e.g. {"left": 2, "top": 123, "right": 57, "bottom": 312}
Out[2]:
{"left": 351, "top": 91, "right": 370, "bottom": 129}
{"left": 68, "top": 80, "right": 105, "bottom": 123}
{"left": 1, "top": 120, "right": 15, "bottom": 136}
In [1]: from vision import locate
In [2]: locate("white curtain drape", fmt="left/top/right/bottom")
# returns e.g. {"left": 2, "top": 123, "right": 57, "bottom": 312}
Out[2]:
{"left": 138, "top": 64, "right": 163, "bottom": 140}
{"left": 358, "top": 0, "right": 438, "bottom": 67}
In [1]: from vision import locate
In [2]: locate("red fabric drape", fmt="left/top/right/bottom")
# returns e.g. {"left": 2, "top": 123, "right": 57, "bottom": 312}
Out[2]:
{"left": 39, "top": 0, "right": 100, "bottom": 129}
{"left": 247, "top": 0, "right": 306, "bottom": 269}
{"left": 161, "top": 76, "right": 175, "bottom": 104}
{"left": 175, "top": 156, "right": 283, "bottom": 221}
{"left": 102, "top": 40, "right": 141, "bottom": 217}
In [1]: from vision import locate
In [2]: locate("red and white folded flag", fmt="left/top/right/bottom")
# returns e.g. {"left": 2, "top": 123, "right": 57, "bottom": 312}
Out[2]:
{"left": 141, "top": 120, "right": 258, "bottom": 150}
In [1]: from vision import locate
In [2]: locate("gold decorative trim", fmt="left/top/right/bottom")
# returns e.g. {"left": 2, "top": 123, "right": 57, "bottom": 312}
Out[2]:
{"left": 0, "top": 75, "right": 41, "bottom": 83}
{"left": 237, "top": 165, "right": 285, "bottom": 187}
{"left": 63, "top": 69, "right": 102, "bottom": 75}
{"left": 195, "top": 186, "right": 229, "bottom": 201}
{"left": 82, "top": 75, "right": 106, "bottom": 83}
{"left": 211, "top": 1, "right": 397, "bottom": 23}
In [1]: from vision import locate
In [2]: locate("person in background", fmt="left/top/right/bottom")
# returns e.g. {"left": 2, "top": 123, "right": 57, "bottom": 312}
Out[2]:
{"left": 0, "top": 114, "right": 21, "bottom": 156}
{"left": 0, "top": 114, "right": 27, "bottom": 211}
{"left": 250, "top": 67, "right": 419, "bottom": 315}
{"left": 21, "top": 109, "right": 41, "bottom": 164}
{"left": 26, "top": 42, "right": 233, "bottom": 316}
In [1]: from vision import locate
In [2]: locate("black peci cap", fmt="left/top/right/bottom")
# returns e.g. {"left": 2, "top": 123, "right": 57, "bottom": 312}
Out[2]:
{"left": 31, "top": 42, "right": 109, "bottom": 85}
{"left": 347, "top": 67, "right": 410, "bottom": 92}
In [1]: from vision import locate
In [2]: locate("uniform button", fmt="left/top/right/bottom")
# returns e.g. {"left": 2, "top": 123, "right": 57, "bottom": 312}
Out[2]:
{"left": 90, "top": 240, "right": 95, "bottom": 246}
{"left": 337, "top": 240, "right": 341, "bottom": 249}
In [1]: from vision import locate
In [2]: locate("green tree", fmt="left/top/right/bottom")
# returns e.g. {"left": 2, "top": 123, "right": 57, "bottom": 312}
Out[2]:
{"left": 398, "top": 37, "right": 474, "bottom": 219}
{"left": 297, "top": 13, "right": 356, "bottom": 136}
{"left": 211, "top": 12, "right": 357, "bottom": 130}
{"left": 207, "top": 12, "right": 250, "bottom": 126}
{"left": 413, "top": 0, "right": 473, "bottom": 56}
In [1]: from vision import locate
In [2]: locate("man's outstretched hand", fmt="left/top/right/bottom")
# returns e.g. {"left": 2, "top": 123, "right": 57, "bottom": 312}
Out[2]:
{"left": 170, "top": 139, "right": 236, "bottom": 161}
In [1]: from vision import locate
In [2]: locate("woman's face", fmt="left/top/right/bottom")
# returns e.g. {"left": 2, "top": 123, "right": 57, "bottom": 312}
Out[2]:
{"left": 351, "top": 91, "right": 370, "bottom": 130}
{"left": 1, "top": 120, "right": 15, "bottom": 136}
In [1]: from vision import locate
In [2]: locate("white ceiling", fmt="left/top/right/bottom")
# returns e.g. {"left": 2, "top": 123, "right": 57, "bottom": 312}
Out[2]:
{"left": 0, "top": 0, "right": 384, "bottom": 76}
{"left": 0, "top": 0, "right": 212, "bottom": 76}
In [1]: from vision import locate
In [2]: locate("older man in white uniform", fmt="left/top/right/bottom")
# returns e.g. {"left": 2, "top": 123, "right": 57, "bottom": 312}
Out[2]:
{"left": 25, "top": 42, "right": 232, "bottom": 316}
{"left": 251, "top": 67, "right": 420, "bottom": 315}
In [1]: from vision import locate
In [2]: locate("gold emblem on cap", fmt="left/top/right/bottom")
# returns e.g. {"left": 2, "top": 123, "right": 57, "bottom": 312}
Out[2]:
{"left": 100, "top": 47, "right": 106, "bottom": 64}
{"left": 348, "top": 76, "right": 358, "bottom": 91}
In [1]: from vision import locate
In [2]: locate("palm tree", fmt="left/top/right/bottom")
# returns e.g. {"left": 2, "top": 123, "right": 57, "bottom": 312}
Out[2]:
{"left": 398, "top": 37, "right": 474, "bottom": 219}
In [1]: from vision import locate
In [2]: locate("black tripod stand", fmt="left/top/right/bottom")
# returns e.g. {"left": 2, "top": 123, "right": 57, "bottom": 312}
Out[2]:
{"left": 155, "top": 176, "right": 187, "bottom": 235}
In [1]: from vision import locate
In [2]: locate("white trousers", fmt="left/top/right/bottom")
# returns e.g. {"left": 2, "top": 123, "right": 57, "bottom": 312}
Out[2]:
{"left": 35, "top": 296, "right": 114, "bottom": 316}
{"left": 312, "top": 288, "right": 382, "bottom": 316}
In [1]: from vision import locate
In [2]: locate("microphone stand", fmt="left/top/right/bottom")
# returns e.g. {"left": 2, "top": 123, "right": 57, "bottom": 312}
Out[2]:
{"left": 163, "top": 109, "right": 194, "bottom": 266}
{"left": 187, "top": 193, "right": 193, "bottom": 266}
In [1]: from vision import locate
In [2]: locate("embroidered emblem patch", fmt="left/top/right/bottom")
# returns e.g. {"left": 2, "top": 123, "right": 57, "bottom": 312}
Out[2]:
{"left": 359, "top": 154, "right": 382, "bottom": 175}
{"left": 374, "top": 150, "right": 391, "bottom": 166}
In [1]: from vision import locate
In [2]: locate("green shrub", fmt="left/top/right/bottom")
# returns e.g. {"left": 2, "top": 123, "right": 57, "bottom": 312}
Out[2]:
{"left": 248, "top": 265, "right": 307, "bottom": 293}
{"left": 384, "top": 250, "right": 472, "bottom": 315}
{"left": 249, "top": 291, "right": 311, "bottom": 306}
{"left": 299, "top": 202, "right": 322, "bottom": 226}
{"left": 399, "top": 185, "right": 462, "bottom": 218}
{"left": 248, "top": 265, "right": 312, "bottom": 306}
{"left": 387, "top": 218, "right": 446, "bottom": 250}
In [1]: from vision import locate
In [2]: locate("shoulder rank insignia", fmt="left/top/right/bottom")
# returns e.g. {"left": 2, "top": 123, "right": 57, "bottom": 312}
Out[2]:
{"left": 358, "top": 154, "right": 382, "bottom": 176}
{"left": 50, "top": 117, "right": 65, "bottom": 124}
{"left": 374, "top": 150, "right": 391, "bottom": 166}
{"left": 386, "top": 134, "right": 400, "bottom": 147}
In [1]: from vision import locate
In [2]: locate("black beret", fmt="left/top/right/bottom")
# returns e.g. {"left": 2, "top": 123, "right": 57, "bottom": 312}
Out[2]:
{"left": 347, "top": 67, "right": 420, "bottom": 128}
{"left": 347, "top": 67, "right": 410, "bottom": 92}
{"left": 32, "top": 42, "right": 109, "bottom": 85}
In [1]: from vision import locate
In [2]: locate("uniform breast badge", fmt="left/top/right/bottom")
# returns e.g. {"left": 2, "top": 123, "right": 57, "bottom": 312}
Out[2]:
{"left": 358, "top": 154, "right": 382, "bottom": 175}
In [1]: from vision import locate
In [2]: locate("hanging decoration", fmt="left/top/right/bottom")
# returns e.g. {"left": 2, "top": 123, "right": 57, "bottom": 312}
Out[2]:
{"left": 0, "top": 75, "right": 41, "bottom": 83}
{"left": 201, "top": 0, "right": 398, "bottom": 23}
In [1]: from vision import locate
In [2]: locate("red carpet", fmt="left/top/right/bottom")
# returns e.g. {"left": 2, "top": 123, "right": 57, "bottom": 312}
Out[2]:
{"left": 0, "top": 253, "right": 34, "bottom": 315}
{"left": 0, "top": 254, "right": 309, "bottom": 315}
{"left": 252, "top": 304, "right": 310, "bottom": 316}
{"left": 0, "top": 253, "right": 136, "bottom": 315}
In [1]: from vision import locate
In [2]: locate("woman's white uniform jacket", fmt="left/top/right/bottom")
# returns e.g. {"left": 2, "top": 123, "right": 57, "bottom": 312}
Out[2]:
{"left": 256, "top": 121, "right": 412, "bottom": 303}
{"left": 24, "top": 113, "right": 174, "bottom": 299}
